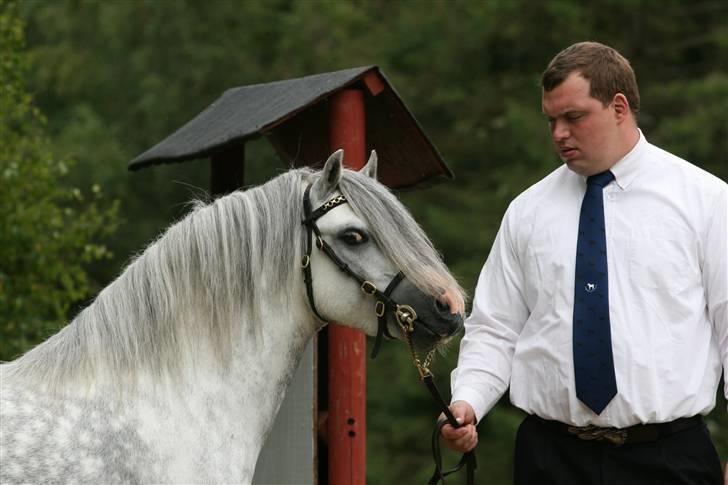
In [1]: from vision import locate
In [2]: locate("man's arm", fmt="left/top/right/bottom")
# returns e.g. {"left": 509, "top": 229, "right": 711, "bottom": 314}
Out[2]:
{"left": 449, "top": 202, "right": 531, "bottom": 422}
{"left": 707, "top": 187, "right": 728, "bottom": 485}
{"left": 703, "top": 186, "right": 727, "bottom": 411}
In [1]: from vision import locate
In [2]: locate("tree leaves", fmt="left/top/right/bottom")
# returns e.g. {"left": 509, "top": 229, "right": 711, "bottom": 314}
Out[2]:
{"left": 0, "top": 3, "right": 118, "bottom": 361}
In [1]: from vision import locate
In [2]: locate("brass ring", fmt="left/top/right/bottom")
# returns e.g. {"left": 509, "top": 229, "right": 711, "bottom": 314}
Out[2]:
{"left": 396, "top": 304, "right": 417, "bottom": 332}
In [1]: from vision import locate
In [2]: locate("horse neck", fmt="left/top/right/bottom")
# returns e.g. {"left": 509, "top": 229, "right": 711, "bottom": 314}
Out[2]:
{"left": 136, "top": 301, "right": 317, "bottom": 482}
{"left": 225, "top": 303, "right": 317, "bottom": 429}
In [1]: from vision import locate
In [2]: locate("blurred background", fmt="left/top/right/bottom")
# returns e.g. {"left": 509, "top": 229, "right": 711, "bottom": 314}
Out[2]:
{"left": 1, "top": 0, "right": 726, "bottom": 483}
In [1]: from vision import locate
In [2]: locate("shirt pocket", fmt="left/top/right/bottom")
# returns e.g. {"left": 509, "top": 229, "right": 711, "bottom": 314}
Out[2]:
{"left": 629, "top": 225, "right": 700, "bottom": 294}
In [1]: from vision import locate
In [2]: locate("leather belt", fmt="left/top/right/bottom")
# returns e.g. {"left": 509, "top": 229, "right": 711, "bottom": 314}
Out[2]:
{"left": 531, "top": 415, "right": 703, "bottom": 446}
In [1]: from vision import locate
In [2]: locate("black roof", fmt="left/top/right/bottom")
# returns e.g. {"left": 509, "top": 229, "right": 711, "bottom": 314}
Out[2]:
{"left": 129, "top": 66, "right": 453, "bottom": 189}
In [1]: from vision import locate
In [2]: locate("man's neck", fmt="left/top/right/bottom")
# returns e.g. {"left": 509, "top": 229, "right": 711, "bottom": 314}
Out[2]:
{"left": 606, "top": 124, "right": 640, "bottom": 170}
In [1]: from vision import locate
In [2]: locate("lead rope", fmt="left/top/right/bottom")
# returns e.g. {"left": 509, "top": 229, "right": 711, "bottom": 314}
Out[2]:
{"left": 396, "top": 312, "right": 477, "bottom": 485}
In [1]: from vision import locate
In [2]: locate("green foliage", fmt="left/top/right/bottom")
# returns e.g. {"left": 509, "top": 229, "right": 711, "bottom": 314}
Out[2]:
{"left": 5, "top": 0, "right": 727, "bottom": 481}
{"left": 0, "top": 2, "right": 118, "bottom": 361}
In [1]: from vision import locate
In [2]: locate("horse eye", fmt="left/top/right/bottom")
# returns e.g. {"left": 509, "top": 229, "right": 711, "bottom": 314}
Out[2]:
{"left": 339, "top": 229, "right": 368, "bottom": 246}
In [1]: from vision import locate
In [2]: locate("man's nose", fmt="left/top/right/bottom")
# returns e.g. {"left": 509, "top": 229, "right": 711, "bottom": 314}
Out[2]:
{"left": 551, "top": 119, "right": 569, "bottom": 141}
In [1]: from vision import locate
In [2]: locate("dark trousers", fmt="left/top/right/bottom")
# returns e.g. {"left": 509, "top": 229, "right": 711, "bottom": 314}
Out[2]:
{"left": 514, "top": 415, "right": 723, "bottom": 485}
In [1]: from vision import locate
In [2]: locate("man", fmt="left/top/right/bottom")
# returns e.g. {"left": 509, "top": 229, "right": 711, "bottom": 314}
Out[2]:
{"left": 442, "top": 41, "right": 727, "bottom": 484}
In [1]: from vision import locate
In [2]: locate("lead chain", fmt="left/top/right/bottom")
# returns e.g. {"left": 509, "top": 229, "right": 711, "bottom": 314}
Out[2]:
{"left": 397, "top": 308, "right": 436, "bottom": 380}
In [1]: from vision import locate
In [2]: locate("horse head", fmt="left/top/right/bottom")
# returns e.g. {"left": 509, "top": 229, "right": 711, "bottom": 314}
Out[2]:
{"left": 303, "top": 150, "right": 465, "bottom": 359}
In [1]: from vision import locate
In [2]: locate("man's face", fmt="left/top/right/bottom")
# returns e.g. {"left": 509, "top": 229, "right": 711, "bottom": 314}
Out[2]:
{"left": 542, "top": 72, "right": 620, "bottom": 176}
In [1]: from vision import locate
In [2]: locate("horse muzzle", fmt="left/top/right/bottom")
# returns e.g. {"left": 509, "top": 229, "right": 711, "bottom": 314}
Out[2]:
{"left": 389, "top": 281, "right": 464, "bottom": 350}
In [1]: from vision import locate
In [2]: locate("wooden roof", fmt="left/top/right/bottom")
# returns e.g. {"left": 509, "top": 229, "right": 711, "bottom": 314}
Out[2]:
{"left": 128, "top": 66, "right": 453, "bottom": 189}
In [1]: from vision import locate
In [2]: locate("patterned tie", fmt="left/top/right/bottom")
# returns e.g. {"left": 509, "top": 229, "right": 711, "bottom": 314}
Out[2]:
{"left": 573, "top": 170, "right": 617, "bottom": 414}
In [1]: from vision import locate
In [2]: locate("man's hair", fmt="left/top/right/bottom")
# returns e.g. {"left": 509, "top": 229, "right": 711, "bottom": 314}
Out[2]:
{"left": 542, "top": 41, "right": 640, "bottom": 117}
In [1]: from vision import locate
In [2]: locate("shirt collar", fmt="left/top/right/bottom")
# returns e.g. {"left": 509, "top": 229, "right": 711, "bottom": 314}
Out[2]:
{"left": 609, "top": 129, "right": 647, "bottom": 190}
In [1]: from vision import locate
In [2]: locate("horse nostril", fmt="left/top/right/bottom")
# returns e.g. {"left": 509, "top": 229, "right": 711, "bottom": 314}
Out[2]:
{"left": 435, "top": 298, "right": 450, "bottom": 314}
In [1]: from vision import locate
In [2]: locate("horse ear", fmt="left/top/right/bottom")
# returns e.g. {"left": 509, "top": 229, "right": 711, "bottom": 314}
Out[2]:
{"left": 312, "top": 149, "right": 344, "bottom": 199}
{"left": 361, "top": 150, "right": 378, "bottom": 180}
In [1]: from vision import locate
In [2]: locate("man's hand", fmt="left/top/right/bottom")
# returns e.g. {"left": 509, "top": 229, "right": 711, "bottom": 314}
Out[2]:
{"left": 439, "top": 400, "right": 478, "bottom": 453}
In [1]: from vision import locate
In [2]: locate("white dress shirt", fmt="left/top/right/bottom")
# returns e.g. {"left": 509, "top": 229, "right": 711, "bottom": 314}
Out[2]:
{"left": 452, "top": 132, "right": 728, "bottom": 427}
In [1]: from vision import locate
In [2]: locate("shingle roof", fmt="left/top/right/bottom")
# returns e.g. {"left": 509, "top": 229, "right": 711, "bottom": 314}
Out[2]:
{"left": 129, "top": 66, "right": 453, "bottom": 189}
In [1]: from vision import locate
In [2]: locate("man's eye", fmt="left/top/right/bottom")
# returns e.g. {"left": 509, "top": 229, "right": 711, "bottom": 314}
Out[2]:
{"left": 566, "top": 113, "right": 584, "bottom": 121}
{"left": 339, "top": 230, "right": 368, "bottom": 246}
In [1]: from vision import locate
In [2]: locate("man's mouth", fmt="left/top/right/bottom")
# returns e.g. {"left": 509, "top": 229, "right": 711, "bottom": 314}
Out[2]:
{"left": 560, "top": 146, "right": 578, "bottom": 159}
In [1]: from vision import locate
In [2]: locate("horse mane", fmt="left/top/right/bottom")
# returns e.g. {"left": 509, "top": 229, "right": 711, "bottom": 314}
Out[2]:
{"left": 2, "top": 169, "right": 307, "bottom": 392}
{"left": 2, "top": 165, "right": 464, "bottom": 393}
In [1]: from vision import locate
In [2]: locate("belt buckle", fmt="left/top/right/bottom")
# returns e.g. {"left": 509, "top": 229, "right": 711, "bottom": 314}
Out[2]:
{"left": 567, "top": 425, "right": 628, "bottom": 446}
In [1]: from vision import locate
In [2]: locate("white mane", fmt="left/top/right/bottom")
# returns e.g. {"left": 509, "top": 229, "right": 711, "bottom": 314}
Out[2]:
{"left": 3, "top": 170, "right": 306, "bottom": 392}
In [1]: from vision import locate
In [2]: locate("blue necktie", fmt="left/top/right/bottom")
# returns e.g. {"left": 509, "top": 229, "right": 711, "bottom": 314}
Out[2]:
{"left": 573, "top": 170, "right": 617, "bottom": 414}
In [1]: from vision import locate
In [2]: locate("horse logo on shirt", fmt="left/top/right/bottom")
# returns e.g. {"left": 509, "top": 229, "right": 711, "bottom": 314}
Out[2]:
{"left": 585, "top": 283, "right": 597, "bottom": 293}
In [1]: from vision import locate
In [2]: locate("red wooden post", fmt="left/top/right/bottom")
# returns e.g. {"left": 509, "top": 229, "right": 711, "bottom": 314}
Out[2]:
{"left": 328, "top": 89, "right": 366, "bottom": 484}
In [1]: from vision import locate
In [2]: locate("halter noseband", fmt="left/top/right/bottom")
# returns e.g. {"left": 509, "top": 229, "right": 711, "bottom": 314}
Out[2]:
{"left": 301, "top": 184, "right": 420, "bottom": 359}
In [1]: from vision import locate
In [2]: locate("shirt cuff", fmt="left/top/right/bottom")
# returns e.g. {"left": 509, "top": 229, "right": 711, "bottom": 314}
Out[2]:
{"left": 451, "top": 384, "right": 503, "bottom": 423}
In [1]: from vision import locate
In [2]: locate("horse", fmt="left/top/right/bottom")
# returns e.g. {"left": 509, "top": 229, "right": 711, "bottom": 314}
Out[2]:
{"left": 0, "top": 149, "right": 465, "bottom": 484}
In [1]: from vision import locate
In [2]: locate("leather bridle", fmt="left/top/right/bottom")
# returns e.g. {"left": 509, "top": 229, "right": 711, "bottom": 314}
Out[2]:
{"left": 302, "top": 184, "right": 425, "bottom": 359}
{"left": 301, "top": 184, "right": 476, "bottom": 485}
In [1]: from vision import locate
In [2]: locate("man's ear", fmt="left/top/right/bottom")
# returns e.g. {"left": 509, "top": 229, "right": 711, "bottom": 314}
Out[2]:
{"left": 613, "top": 93, "right": 631, "bottom": 122}
{"left": 361, "top": 150, "right": 378, "bottom": 180}
{"left": 311, "top": 149, "right": 343, "bottom": 200}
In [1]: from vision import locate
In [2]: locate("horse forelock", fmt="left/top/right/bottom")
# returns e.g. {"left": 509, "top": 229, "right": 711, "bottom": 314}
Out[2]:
{"left": 337, "top": 170, "right": 466, "bottom": 304}
{"left": 3, "top": 170, "right": 309, "bottom": 393}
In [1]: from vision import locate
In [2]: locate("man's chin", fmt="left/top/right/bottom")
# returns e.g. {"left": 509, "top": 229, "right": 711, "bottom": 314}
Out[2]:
{"left": 563, "top": 158, "right": 589, "bottom": 176}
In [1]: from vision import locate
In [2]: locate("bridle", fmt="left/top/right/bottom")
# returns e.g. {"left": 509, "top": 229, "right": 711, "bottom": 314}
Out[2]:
{"left": 301, "top": 183, "right": 477, "bottom": 485}
{"left": 301, "top": 184, "right": 433, "bottom": 362}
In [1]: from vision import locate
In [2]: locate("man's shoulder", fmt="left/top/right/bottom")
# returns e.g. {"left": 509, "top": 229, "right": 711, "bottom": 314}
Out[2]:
{"left": 647, "top": 142, "right": 726, "bottom": 192}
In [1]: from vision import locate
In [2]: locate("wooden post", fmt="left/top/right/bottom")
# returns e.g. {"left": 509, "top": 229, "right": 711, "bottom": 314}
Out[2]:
{"left": 327, "top": 89, "right": 366, "bottom": 484}
{"left": 210, "top": 143, "right": 245, "bottom": 196}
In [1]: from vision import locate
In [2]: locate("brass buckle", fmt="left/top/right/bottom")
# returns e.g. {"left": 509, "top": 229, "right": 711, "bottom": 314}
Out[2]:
{"left": 361, "top": 281, "right": 378, "bottom": 295}
{"left": 567, "top": 425, "right": 628, "bottom": 446}
{"left": 301, "top": 255, "right": 310, "bottom": 269}
{"left": 315, "top": 236, "right": 323, "bottom": 249}
{"left": 395, "top": 304, "right": 417, "bottom": 333}
{"left": 375, "top": 301, "right": 386, "bottom": 317}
